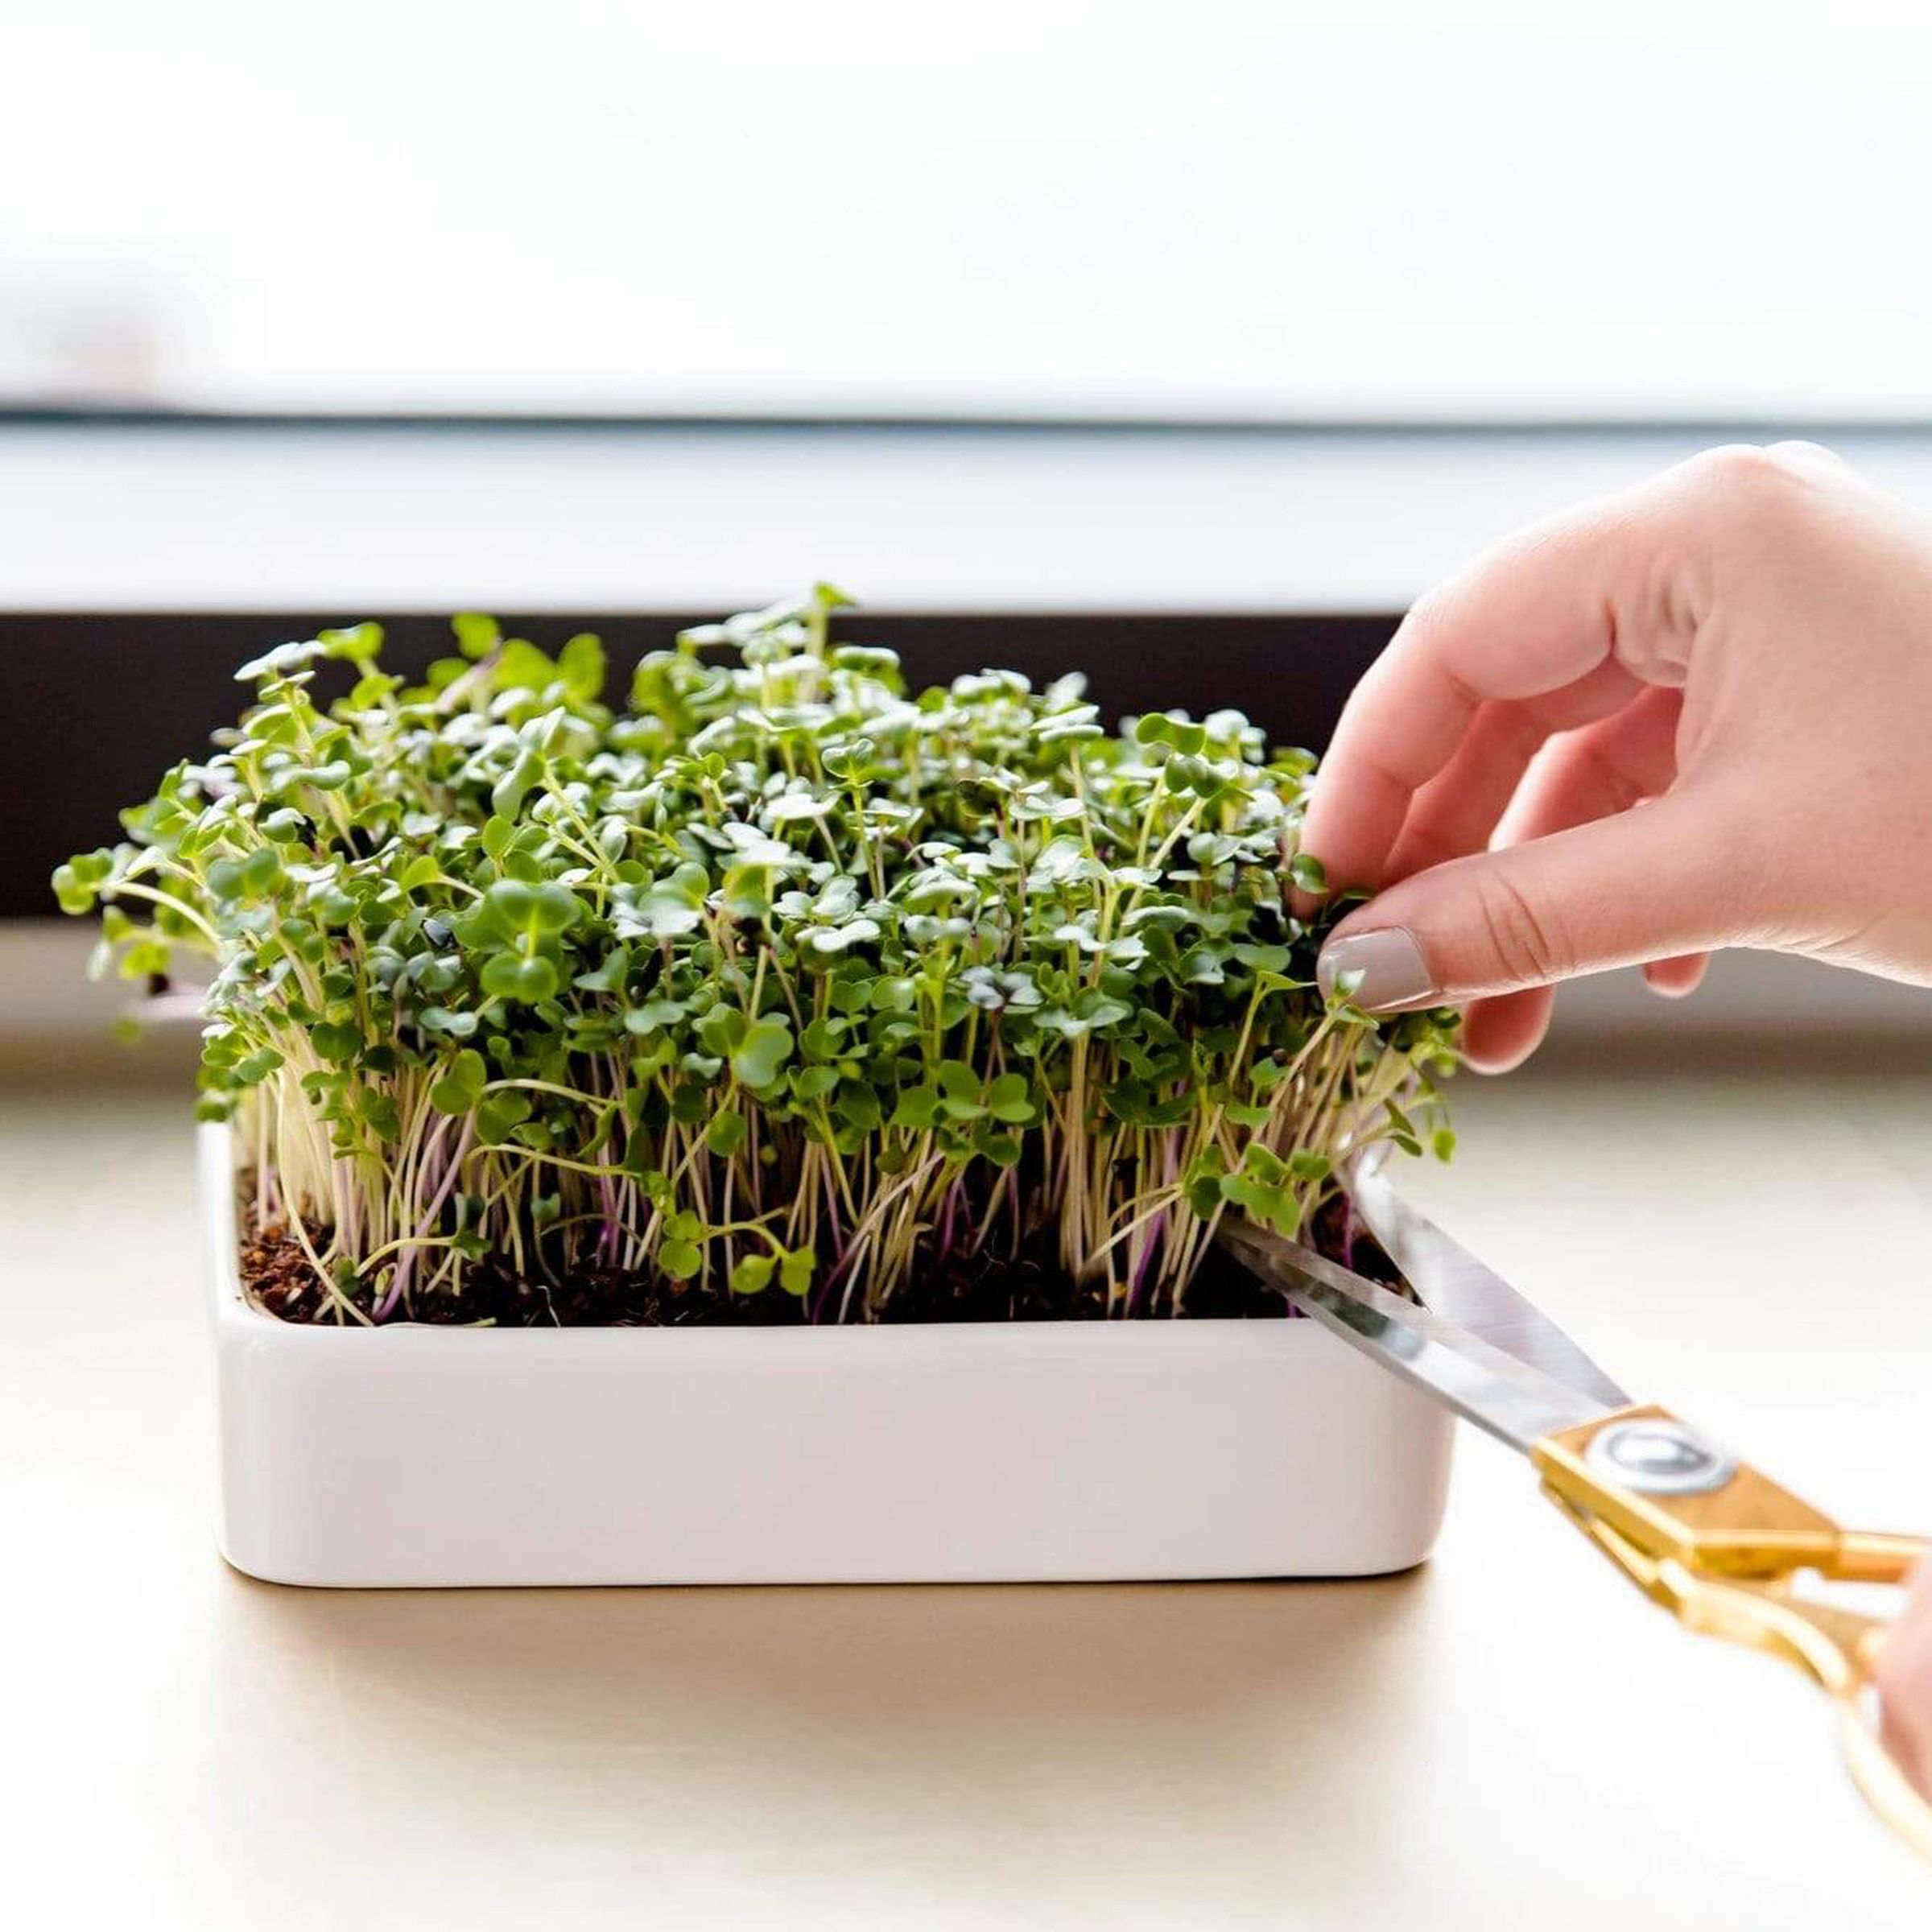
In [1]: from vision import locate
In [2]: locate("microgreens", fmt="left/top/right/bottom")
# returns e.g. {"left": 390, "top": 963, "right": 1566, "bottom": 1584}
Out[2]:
{"left": 56, "top": 589, "right": 1458, "bottom": 1322}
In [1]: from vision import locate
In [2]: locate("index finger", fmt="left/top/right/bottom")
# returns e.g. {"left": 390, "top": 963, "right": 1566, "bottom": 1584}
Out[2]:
{"left": 1298, "top": 467, "right": 1707, "bottom": 898}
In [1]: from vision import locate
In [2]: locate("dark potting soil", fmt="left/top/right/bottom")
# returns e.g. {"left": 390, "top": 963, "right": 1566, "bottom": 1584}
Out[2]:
{"left": 239, "top": 1192, "right": 1404, "bottom": 1329}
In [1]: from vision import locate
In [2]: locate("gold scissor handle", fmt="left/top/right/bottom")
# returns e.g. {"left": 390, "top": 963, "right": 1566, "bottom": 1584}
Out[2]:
{"left": 1533, "top": 1404, "right": 1932, "bottom": 1860}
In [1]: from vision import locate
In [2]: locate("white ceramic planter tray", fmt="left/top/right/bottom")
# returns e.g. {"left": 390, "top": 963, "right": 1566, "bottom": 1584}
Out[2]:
{"left": 203, "top": 1125, "right": 1455, "bottom": 1587}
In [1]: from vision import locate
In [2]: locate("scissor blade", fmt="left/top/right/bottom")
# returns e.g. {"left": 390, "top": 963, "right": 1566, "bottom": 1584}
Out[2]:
{"left": 1216, "top": 1217, "right": 1615, "bottom": 1454}
{"left": 1346, "top": 1158, "right": 1633, "bottom": 1412}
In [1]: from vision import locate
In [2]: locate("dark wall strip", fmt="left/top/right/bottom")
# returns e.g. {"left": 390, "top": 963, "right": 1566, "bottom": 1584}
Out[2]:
{"left": 4, "top": 609, "right": 1394, "bottom": 919}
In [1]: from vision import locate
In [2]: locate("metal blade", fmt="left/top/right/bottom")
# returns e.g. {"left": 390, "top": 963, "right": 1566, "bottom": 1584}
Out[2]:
{"left": 1345, "top": 1158, "right": 1632, "bottom": 1412}
{"left": 1216, "top": 1217, "right": 1616, "bottom": 1454}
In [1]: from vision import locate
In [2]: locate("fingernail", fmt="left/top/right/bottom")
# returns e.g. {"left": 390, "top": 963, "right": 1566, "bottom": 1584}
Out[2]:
{"left": 1316, "top": 928, "right": 1435, "bottom": 1011}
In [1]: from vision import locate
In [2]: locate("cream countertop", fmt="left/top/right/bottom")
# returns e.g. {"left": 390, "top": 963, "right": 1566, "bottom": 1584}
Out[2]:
{"left": 2, "top": 1026, "right": 1929, "bottom": 1928}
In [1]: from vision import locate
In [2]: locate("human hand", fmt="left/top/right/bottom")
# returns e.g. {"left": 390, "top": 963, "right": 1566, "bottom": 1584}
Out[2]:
{"left": 1299, "top": 443, "right": 1932, "bottom": 1072}
{"left": 1877, "top": 1558, "right": 1932, "bottom": 1803}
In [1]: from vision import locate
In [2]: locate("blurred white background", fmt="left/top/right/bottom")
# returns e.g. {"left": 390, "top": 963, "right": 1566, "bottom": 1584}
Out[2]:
{"left": 6, "top": 0, "right": 1932, "bottom": 422}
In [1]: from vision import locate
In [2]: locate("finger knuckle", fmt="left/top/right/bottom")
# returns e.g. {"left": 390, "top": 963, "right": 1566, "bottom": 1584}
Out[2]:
{"left": 1471, "top": 869, "right": 1569, "bottom": 986}
{"left": 1679, "top": 444, "right": 1835, "bottom": 535}
{"left": 1395, "top": 584, "right": 1454, "bottom": 646}
{"left": 1764, "top": 437, "right": 1847, "bottom": 474}
{"left": 1686, "top": 442, "right": 1798, "bottom": 497}
{"left": 1654, "top": 444, "right": 1831, "bottom": 598}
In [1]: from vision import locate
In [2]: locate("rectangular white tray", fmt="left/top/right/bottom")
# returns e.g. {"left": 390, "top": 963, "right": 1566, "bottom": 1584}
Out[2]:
{"left": 203, "top": 1125, "right": 1454, "bottom": 1587}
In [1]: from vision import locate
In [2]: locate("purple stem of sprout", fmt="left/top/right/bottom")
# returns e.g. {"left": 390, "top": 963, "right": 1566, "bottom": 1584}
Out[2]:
{"left": 1125, "top": 1133, "right": 1181, "bottom": 1319}
{"left": 811, "top": 1236, "right": 858, "bottom": 1327}
{"left": 807, "top": 1161, "right": 846, "bottom": 1325}
{"left": 374, "top": 1115, "right": 475, "bottom": 1322}
{"left": 935, "top": 1176, "right": 960, "bottom": 1269}
{"left": 808, "top": 1239, "right": 848, "bottom": 1326}
{"left": 1127, "top": 1208, "right": 1166, "bottom": 1318}
{"left": 969, "top": 1166, "right": 1015, "bottom": 1259}
{"left": 596, "top": 1174, "right": 619, "bottom": 1265}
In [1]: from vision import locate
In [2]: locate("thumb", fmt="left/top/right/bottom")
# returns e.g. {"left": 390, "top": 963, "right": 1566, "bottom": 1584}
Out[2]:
{"left": 1314, "top": 795, "right": 1753, "bottom": 1010}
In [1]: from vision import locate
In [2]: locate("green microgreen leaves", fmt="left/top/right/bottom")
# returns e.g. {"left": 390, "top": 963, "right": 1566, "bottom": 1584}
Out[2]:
{"left": 52, "top": 848, "right": 114, "bottom": 915}
{"left": 56, "top": 589, "right": 1456, "bottom": 1323}
{"left": 480, "top": 953, "right": 561, "bottom": 1003}
{"left": 430, "top": 1049, "right": 488, "bottom": 1116}
{"left": 698, "top": 1005, "right": 796, "bottom": 1089}
{"left": 1286, "top": 852, "right": 1327, "bottom": 896}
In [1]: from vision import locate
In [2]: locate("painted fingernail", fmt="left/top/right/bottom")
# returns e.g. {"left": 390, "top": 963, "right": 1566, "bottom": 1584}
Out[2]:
{"left": 1316, "top": 928, "right": 1435, "bottom": 1011}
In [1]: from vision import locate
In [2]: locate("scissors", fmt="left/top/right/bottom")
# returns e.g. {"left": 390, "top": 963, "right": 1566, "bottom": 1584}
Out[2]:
{"left": 1217, "top": 1162, "right": 1932, "bottom": 1860}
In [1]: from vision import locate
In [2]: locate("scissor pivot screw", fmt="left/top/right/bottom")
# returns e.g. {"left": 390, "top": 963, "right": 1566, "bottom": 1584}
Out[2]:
{"left": 1586, "top": 1418, "right": 1738, "bottom": 1496}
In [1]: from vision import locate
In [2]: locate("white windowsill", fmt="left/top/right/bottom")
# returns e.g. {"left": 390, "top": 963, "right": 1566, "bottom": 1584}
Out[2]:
{"left": 7, "top": 420, "right": 1932, "bottom": 615}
